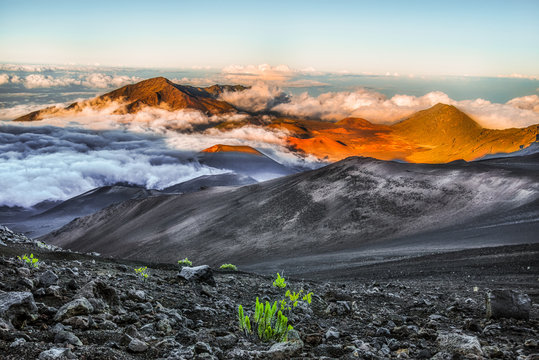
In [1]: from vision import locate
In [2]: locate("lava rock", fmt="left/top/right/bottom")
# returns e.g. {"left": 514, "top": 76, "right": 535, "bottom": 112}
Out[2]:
{"left": 54, "top": 297, "right": 94, "bottom": 321}
{"left": 128, "top": 338, "right": 149, "bottom": 352}
{"left": 437, "top": 331, "right": 483, "bottom": 356}
{"left": 39, "top": 270, "right": 59, "bottom": 287}
{"left": 178, "top": 265, "right": 216, "bottom": 286}
{"left": 55, "top": 330, "right": 83, "bottom": 346}
{"left": 0, "top": 290, "right": 38, "bottom": 328}
{"left": 38, "top": 347, "right": 76, "bottom": 360}
{"left": 486, "top": 289, "right": 531, "bottom": 320}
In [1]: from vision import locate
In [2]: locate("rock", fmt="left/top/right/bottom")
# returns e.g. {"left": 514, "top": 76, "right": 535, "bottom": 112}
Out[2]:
{"left": 157, "top": 318, "right": 173, "bottom": 334}
{"left": 54, "top": 297, "right": 94, "bottom": 321}
{"left": 0, "top": 291, "right": 38, "bottom": 328}
{"left": 39, "top": 270, "right": 59, "bottom": 287}
{"left": 215, "top": 334, "right": 237, "bottom": 349}
{"left": 486, "top": 289, "right": 531, "bottom": 320}
{"left": 55, "top": 330, "right": 83, "bottom": 346}
{"left": 128, "top": 289, "right": 146, "bottom": 302}
{"left": 38, "top": 347, "right": 76, "bottom": 360}
{"left": 325, "top": 327, "right": 340, "bottom": 340}
{"left": 194, "top": 341, "right": 212, "bottom": 354}
{"left": 128, "top": 338, "right": 149, "bottom": 352}
{"left": 376, "top": 327, "right": 390, "bottom": 336}
{"left": 313, "top": 343, "right": 346, "bottom": 357}
{"left": 437, "top": 331, "right": 483, "bottom": 356}
{"left": 178, "top": 265, "right": 215, "bottom": 286}
{"left": 9, "top": 337, "right": 26, "bottom": 347}
{"left": 266, "top": 339, "right": 303, "bottom": 359}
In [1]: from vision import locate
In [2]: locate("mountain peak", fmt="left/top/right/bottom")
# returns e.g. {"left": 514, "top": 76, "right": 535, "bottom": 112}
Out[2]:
{"left": 15, "top": 77, "right": 246, "bottom": 121}
{"left": 201, "top": 144, "right": 264, "bottom": 156}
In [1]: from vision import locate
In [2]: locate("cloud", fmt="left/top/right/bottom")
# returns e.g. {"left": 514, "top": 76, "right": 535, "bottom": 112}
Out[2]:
{"left": 497, "top": 74, "right": 539, "bottom": 81}
{"left": 219, "top": 83, "right": 289, "bottom": 112}
{"left": 0, "top": 74, "right": 9, "bottom": 85}
{"left": 506, "top": 95, "right": 539, "bottom": 112}
{"left": 81, "top": 73, "right": 142, "bottom": 88}
{"left": 267, "top": 88, "right": 539, "bottom": 129}
{"left": 0, "top": 124, "right": 226, "bottom": 208}
{"left": 0, "top": 72, "right": 141, "bottom": 89}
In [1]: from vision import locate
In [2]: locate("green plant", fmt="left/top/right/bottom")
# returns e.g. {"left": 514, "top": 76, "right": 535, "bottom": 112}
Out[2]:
{"left": 18, "top": 253, "right": 39, "bottom": 268}
{"left": 220, "top": 263, "right": 238, "bottom": 271}
{"left": 272, "top": 272, "right": 287, "bottom": 288}
{"left": 134, "top": 266, "right": 149, "bottom": 280}
{"left": 279, "top": 289, "right": 314, "bottom": 311}
{"left": 177, "top": 258, "right": 192, "bottom": 267}
{"left": 238, "top": 297, "right": 292, "bottom": 342}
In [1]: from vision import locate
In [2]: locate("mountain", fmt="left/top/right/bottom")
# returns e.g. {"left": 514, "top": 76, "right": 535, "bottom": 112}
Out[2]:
{"left": 162, "top": 173, "right": 257, "bottom": 194}
{"left": 13, "top": 77, "right": 538, "bottom": 164}
{"left": 4, "top": 184, "right": 163, "bottom": 237}
{"left": 14, "top": 77, "right": 247, "bottom": 121}
{"left": 201, "top": 144, "right": 264, "bottom": 156}
{"left": 197, "top": 146, "right": 297, "bottom": 181}
{"left": 279, "top": 104, "right": 539, "bottom": 163}
{"left": 42, "top": 155, "right": 539, "bottom": 266}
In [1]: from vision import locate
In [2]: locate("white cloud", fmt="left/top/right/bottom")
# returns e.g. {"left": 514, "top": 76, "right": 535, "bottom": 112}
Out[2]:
{"left": 269, "top": 88, "right": 539, "bottom": 129}
{"left": 497, "top": 74, "right": 539, "bottom": 81}
{"left": 219, "top": 83, "right": 288, "bottom": 112}
{"left": 81, "top": 73, "right": 142, "bottom": 89}
{"left": 0, "top": 74, "right": 9, "bottom": 85}
{"left": 506, "top": 95, "right": 539, "bottom": 112}
{"left": 22, "top": 74, "right": 80, "bottom": 88}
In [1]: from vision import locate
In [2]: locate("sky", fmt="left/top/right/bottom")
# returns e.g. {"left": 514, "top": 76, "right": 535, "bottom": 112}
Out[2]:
{"left": 1, "top": 0, "right": 538, "bottom": 77}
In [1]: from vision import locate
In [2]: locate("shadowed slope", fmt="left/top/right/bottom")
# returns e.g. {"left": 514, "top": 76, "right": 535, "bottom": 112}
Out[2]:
{"left": 42, "top": 155, "right": 539, "bottom": 266}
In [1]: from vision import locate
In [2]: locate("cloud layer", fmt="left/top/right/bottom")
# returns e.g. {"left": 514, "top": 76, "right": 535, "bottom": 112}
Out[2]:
{"left": 0, "top": 73, "right": 141, "bottom": 89}
{"left": 220, "top": 84, "right": 539, "bottom": 129}
{"left": 0, "top": 124, "right": 226, "bottom": 208}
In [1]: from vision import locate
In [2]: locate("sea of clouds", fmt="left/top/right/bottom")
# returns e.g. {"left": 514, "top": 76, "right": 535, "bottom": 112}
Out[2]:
{"left": 1, "top": 64, "right": 538, "bottom": 208}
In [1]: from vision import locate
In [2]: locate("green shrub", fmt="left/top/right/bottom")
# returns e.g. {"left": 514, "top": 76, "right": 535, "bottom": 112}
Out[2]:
{"left": 134, "top": 266, "right": 149, "bottom": 280}
{"left": 272, "top": 272, "right": 287, "bottom": 288}
{"left": 177, "top": 257, "right": 192, "bottom": 267}
{"left": 279, "top": 289, "right": 314, "bottom": 311}
{"left": 238, "top": 297, "right": 292, "bottom": 342}
{"left": 220, "top": 263, "right": 238, "bottom": 271}
{"left": 18, "top": 253, "right": 39, "bottom": 268}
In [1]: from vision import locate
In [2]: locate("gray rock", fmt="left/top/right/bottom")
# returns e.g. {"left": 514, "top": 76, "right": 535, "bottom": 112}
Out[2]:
{"left": 266, "top": 339, "right": 304, "bottom": 359}
{"left": 325, "top": 327, "right": 340, "bottom": 340}
{"left": 194, "top": 341, "right": 212, "bottom": 354}
{"left": 486, "top": 289, "right": 531, "bottom": 320}
{"left": 0, "top": 291, "right": 38, "bottom": 328}
{"left": 128, "top": 289, "right": 146, "bottom": 302}
{"left": 178, "top": 265, "right": 215, "bottom": 286}
{"left": 215, "top": 334, "right": 237, "bottom": 349}
{"left": 54, "top": 297, "right": 94, "bottom": 321}
{"left": 55, "top": 330, "right": 83, "bottom": 346}
{"left": 9, "top": 337, "right": 26, "bottom": 347}
{"left": 39, "top": 270, "right": 59, "bottom": 287}
{"left": 128, "top": 338, "right": 149, "bottom": 352}
{"left": 437, "top": 331, "right": 483, "bottom": 356}
{"left": 38, "top": 347, "right": 76, "bottom": 360}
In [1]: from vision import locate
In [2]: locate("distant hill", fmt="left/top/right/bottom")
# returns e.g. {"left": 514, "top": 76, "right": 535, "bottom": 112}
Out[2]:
{"left": 14, "top": 77, "right": 247, "bottom": 121}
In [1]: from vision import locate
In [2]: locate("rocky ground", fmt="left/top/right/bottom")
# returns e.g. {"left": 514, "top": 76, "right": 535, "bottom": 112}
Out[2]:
{"left": 0, "top": 226, "right": 538, "bottom": 359}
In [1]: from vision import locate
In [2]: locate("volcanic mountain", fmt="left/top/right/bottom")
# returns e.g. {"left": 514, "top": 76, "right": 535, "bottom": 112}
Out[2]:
{"left": 42, "top": 154, "right": 539, "bottom": 267}
{"left": 14, "top": 77, "right": 247, "bottom": 121}
{"left": 276, "top": 104, "right": 539, "bottom": 163}
{"left": 13, "top": 77, "right": 538, "bottom": 163}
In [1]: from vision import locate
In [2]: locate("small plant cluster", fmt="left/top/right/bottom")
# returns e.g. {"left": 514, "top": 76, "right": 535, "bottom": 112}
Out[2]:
{"left": 279, "top": 289, "right": 313, "bottom": 311}
{"left": 272, "top": 272, "right": 287, "bottom": 288}
{"left": 237, "top": 273, "right": 314, "bottom": 343}
{"left": 177, "top": 257, "right": 192, "bottom": 267}
{"left": 134, "top": 266, "right": 149, "bottom": 280}
{"left": 18, "top": 253, "right": 39, "bottom": 268}
{"left": 220, "top": 263, "right": 238, "bottom": 271}
{"left": 238, "top": 297, "right": 292, "bottom": 342}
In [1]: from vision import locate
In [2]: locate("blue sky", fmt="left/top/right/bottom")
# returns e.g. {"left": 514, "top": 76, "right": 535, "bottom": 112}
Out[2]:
{"left": 0, "top": 0, "right": 538, "bottom": 76}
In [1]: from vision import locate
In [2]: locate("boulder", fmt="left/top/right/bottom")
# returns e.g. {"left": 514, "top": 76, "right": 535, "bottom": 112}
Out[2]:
{"left": 39, "top": 270, "right": 59, "bottom": 287}
{"left": 178, "top": 265, "right": 215, "bottom": 286}
{"left": 486, "top": 289, "right": 531, "bottom": 320}
{"left": 0, "top": 291, "right": 38, "bottom": 328}
{"left": 54, "top": 297, "right": 94, "bottom": 321}
{"left": 128, "top": 338, "right": 148, "bottom": 352}
{"left": 437, "top": 331, "right": 482, "bottom": 356}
